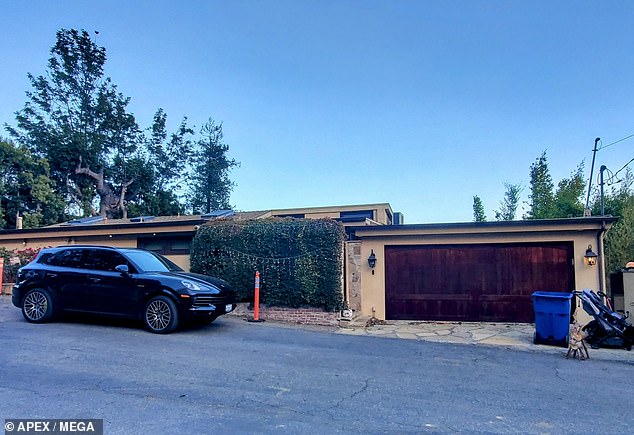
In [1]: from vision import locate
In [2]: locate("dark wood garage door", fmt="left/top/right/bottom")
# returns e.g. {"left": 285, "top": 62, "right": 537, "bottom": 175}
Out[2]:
{"left": 385, "top": 243, "right": 575, "bottom": 322}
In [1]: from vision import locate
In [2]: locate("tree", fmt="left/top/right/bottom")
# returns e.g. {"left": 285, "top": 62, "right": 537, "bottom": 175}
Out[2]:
{"left": 592, "top": 169, "right": 634, "bottom": 274}
{"left": 7, "top": 29, "right": 146, "bottom": 219}
{"left": 495, "top": 183, "right": 522, "bottom": 221}
{"left": 125, "top": 109, "right": 194, "bottom": 217}
{"left": 472, "top": 195, "right": 486, "bottom": 222}
{"left": 0, "top": 138, "right": 64, "bottom": 229}
{"left": 6, "top": 28, "right": 240, "bottom": 223}
{"left": 525, "top": 151, "right": 555, "bottom": 219}
{"left": 188, "top": 119, "right": 239, "bottom": 214}
{"left": 604, "top": 198, "right": 634, "bottom": 274}
{"left": 553, "top": 164, "right": 586, "bottom": 218}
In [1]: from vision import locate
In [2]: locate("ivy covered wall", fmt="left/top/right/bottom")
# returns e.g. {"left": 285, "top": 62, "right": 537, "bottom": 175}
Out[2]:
{"left": 190, "top": 218, "right": 345, "bottom": 311}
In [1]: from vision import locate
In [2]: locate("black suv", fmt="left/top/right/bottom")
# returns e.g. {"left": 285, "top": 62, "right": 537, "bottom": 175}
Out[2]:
{"left": 12, "top": 245, "right": 236, "bottom": 334}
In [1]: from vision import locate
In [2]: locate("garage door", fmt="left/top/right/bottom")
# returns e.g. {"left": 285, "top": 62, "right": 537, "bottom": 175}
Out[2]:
{"left": 385, "top": 243, "right": 575, "bottom": 322}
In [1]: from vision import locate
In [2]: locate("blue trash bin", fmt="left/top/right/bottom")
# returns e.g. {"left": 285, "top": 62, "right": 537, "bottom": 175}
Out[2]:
{"left": 532, "top": 291, "right": 573, "bottom": 347}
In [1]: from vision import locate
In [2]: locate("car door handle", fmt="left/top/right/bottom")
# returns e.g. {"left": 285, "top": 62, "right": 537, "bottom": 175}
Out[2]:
{"left": 47, "top": 273, "right": 57, "bottom": 278}
{"left": 89, "top": 277, "right": 101, "bottom": 282}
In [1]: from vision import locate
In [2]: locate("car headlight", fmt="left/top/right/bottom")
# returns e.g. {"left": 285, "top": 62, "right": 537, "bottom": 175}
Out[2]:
{"left": 181, "top": 280, "right": 206, "bottom": 291}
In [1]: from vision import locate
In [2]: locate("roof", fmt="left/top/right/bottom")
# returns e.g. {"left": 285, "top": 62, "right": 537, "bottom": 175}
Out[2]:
{"left": 349, "top": 216, "right": 619, "bottom": 238}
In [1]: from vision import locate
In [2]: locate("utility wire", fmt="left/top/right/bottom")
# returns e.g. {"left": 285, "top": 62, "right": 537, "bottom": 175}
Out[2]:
{"left": 598, "top": 133, "right": 634, "bottom": 150}
{"left": 612, "top": 156, "right": 634, "bottom": 180}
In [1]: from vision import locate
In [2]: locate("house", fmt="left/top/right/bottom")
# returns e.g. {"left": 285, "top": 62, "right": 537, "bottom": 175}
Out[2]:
{"left": 345, "top": 217, "right": 616, "bottom": 324}
{"left": 0, "top": 203, "right": 615, "bottom": 324}
{"left": 0, "top": 204, "right": 396, "bottom": 271}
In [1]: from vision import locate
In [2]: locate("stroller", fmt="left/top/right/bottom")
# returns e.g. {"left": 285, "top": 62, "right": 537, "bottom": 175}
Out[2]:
{"left": 575, "top": 289, "right": 634, "bottom": 351}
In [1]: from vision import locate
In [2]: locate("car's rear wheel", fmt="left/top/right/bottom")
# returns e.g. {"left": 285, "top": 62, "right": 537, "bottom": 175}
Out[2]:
{"left": 144, "top": 295, "right": 179, "bottom": 334}
{"left": 22, "top": 288, "right": 55, "bottom": 323}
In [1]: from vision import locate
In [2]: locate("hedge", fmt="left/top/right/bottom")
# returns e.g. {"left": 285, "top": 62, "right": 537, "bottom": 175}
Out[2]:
{"left": 190, "top": 218, "right": 345, "bottom": 311}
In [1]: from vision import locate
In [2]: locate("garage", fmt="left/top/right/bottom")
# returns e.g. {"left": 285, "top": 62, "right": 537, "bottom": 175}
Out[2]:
{"left": 384, "top": 242, "right": 575, "bottom": 323}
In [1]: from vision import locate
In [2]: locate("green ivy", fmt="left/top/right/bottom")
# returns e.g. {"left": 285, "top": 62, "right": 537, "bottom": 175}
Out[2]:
{"left": 190, "top": 218, "right": 345, "bottom": 311}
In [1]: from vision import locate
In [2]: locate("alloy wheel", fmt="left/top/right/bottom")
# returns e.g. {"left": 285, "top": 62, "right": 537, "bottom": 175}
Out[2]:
{"left": 23, "top": 291, "right": 48, "bottom": 321}
{"left": 146, "top": 299, "right": 172, "bottom": 331}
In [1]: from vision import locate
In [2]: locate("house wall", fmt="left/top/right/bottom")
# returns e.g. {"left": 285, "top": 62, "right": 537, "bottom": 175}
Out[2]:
{"left": 355, "top": 231, "right": 604, "bottom": 324}
{"left": 0, "top": 232, "right": 190, "bottom": 274}
{"left": 270, "top": 203, "right": 394, "bottom": 225}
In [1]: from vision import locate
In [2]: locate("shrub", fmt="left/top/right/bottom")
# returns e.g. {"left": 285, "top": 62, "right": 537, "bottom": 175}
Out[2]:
{"left": 190, "top": 218, "right": 345, "bottom": 311}
{"left": 1, "top": 247, "right": 41, "bottom": 283}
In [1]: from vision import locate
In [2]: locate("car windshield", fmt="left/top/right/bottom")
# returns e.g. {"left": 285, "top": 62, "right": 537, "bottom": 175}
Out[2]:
{"left": 123, "top": 250, "right": 183, "bottom": 273}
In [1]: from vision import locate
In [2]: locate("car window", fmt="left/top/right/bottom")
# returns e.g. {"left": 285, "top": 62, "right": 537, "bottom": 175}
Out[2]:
{"left": 86, "top": 249, "right": 130, "bottom": 272}
{"left": 123, "top": 250, "right": 183, "bottom": 273}
{"left": 36, "top": 252, "right": 55, "bottom": 265}
{"left": 44, "top": 249, "right": 85, "bottom": 269}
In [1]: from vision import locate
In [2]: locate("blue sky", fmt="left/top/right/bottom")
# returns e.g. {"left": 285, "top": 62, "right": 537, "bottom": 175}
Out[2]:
{"left": 2, "top": 1, "right": 633, "bottom": 223}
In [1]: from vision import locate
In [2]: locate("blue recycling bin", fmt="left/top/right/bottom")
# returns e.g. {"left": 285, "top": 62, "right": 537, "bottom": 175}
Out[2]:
{"left": 532, "top": 291, "right": 573, "bottom": 347}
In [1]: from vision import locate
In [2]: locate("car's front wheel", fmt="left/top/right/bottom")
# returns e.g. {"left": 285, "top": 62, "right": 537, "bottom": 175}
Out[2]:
{"left": 144, "top": 295, "right": 179, "bottom": 334}
{"left": 22, "top": 288, "right": 55, "bottom": 323}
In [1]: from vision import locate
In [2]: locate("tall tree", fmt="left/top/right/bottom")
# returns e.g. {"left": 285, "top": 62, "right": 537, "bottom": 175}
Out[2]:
{"left": 7, "top": 29, "right": 145, "bottom": 218}
{"left": 553, "top": 164, "right": 586, "bottom": 218}
{"left": 0, "top": 138, "right": 64, "bottom": 229}
{"left": 592, "top": 169, "right": 634, "bottom": 274}
{"left": 525, "top": 151, "right": 555, "bottom": 219}
{"left": 188, "top": 119, "right": 239, "bottom": 214}
{"left": 495, "top": 183, "right": 522, "bottom": 221}
{"left": 126, "top": 109, "right": 194, "bottom": 217}
{"left": 472, "top": 195, "right": 486, "bottom": 222}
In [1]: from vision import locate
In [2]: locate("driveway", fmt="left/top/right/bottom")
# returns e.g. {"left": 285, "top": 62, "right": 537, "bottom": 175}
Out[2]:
{"left": 2, "top": 295, "right": 634, "bottom": 434}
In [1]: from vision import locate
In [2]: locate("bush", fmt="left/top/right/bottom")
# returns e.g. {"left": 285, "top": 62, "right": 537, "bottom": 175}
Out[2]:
{"left": 190, "top": 218, "right": 345, "bottom": 311}
{"left": 1, "top": 247, "right": 41, "bottom": 283}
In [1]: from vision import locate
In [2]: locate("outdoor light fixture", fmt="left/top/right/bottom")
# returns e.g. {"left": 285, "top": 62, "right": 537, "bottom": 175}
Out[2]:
{"left": 368, "top": 249, "right": 377, "bottom": 274}
{"left": 584, "top": 245, "right": 598, "bottom": 266}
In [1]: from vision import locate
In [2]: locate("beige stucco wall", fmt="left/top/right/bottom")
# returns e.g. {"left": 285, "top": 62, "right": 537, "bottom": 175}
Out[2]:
{"left": 355, "top": 230, "right": 605, "bottom": 323}
{"left": 1, "top": 233, "right": 191, "bottom": 272}
{"left": 165, "top": 254, "right": 190, "bottom": 271}
{"left": 270, "top": 203, "right": 394, "bottom": 225}
{"left": 0, "top": 228, "right": 193, "bottom": 272}
{"left": 0, "top": 235, "right": 138, "bottom": 252}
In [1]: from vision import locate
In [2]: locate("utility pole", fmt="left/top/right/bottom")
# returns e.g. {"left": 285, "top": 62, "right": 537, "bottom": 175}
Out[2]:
{"left": 585, "top": 137, "right": 601, "bottom": 213}
{"left": 599, "top": 165, "right": 607, "bottom": 216}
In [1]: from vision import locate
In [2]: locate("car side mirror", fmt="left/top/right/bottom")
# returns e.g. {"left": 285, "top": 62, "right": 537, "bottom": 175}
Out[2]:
{"left": 115, "top": 264, "right": 130, "bottom": 275}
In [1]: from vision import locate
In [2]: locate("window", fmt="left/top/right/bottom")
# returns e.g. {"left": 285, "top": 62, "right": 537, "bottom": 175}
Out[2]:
{"left": 123, "top": 250, "right": 182, "bottom": 273}
{"left": 42, "top": 249, "right": 85, "bottom": 269}
{"left": 339, "top": 210, "right": 374, "bottom": 222}
{"left": 85, "top": 249, "right": 128, "bottom": 272}
{"left": 138, "top": 236, "right": 192, "bottom": 255}
{"left": 274, "top": 213, "right": 305, "bottom": 219}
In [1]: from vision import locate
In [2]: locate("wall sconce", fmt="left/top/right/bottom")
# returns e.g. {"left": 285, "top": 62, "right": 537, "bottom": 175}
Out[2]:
{"left": 584, "top": 245, "right": 598, "bottom": 266}
{"left": 368, "top": 249, "right": 377, "bottom": 275}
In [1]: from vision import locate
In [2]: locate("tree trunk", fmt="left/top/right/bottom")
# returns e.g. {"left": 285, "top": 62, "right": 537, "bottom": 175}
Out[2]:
{"left": 75, "top": 158, "right": 134, "bottom": 218}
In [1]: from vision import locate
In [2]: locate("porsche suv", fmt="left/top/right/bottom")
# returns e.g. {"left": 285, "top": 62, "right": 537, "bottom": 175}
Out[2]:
{"left": 12, "top": 245, "right": 236, "bottom": 333}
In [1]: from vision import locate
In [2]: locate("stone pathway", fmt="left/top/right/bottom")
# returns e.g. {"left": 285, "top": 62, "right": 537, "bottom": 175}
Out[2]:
{"left": 337, "top": 320, "right": 634, "bottom": 362}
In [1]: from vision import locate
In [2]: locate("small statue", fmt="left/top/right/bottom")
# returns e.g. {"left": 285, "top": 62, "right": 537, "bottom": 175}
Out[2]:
{"left": 566, "top": 321, "right": 589, "bottom": 360}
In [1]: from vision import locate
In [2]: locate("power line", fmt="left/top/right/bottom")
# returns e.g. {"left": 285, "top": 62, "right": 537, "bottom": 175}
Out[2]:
{"left": 598, "top": 133, "right": 634, "bottom": 150}
{"left": 612, "top": 156, "right": 634, "bottom": 179}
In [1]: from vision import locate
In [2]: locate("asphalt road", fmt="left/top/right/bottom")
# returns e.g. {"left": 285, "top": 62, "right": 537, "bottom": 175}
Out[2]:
{"left": 2, "top": 295, "right": 634, "bottom": 434}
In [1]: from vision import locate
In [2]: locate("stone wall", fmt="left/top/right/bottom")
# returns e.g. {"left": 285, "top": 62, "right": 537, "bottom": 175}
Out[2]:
{"left": 1, "top": 284, "right": 12, "bottom": 296}
{"left": 230, "top": 303, "right": 340, "bottom": 326}
{"left": 346, "top": 241, "right": 362, "bottom": 312}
